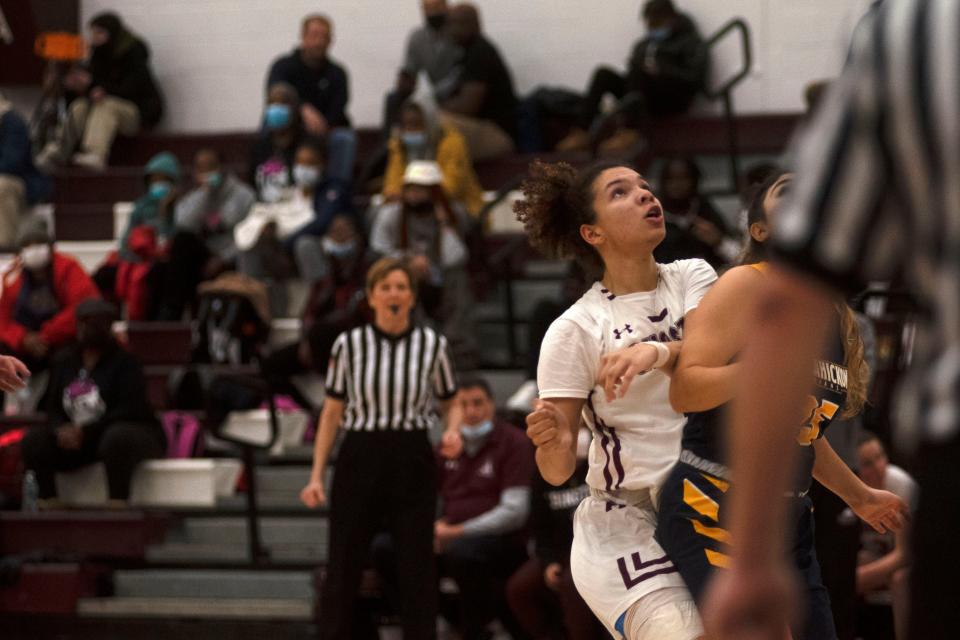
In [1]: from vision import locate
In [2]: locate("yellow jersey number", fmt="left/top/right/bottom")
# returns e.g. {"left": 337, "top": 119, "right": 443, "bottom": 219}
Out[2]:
{"left": 796, "top": 396, "right": 840, "bottom": 446}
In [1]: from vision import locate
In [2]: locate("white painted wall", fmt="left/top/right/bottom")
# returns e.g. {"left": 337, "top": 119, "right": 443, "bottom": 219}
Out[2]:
{"left": 70, "top": 0, "right": 872, "bottom": 132}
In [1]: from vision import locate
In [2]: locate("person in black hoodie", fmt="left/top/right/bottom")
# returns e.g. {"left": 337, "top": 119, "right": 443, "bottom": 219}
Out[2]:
{"left": 556, "top": 0, "right": 707, "bottom": 153}
{"left": 37, "top": 12, "right": 164, "bottom": 171}
{"left": 20, "top": 299, "right": 165, "bottom": 504}
{"left": 653, "top": 156, "right": 740, "bottom": 269}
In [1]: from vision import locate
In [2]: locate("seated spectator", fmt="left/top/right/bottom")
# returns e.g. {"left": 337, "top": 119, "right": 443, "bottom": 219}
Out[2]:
{"left": 36, "top": 12, "right": 163, "bottom": 171}
{"left": 267, "top": 14, "right": 357, "bottom": 183}
{"left": 0, "top": 95, "right": 52, "bottom": 248}
{"left": 237, "top": 138, "right": 349, "bottom": 315}
{"left": 435, "top": 377, "right": 534, "bottom": 640}
{"left": 249, "top": 82, "right": 306, "bottom": 203}
{"left": 369, "top": 161, "right": 476, "bottom": 364}
{"left": 556, "top": 0, "right": 707, "bottom": 153}
{"left": 506, "top": 427, "right": 600, "bottom": 640}
{"left": 94, "top": 151, "right": 182, "bottom": 320}
{"left": 653, "top": 156, "right": 739, "bottom": 268}
{"left": 262, "top": 215, "right": 371, "bottom": 412}
{"left": 384, "top": 99, "right": 484, "bottom": 217}
{"left": 20, "top": 299, "right": 164, "bottom": 505}
{"left": 857, "top": 432, "right": 916, "bottom": 639}
{"left": 439, "top": 3, "right": 518, "bottom": 161}
{"left": 175, "top": 147, "right": 256, "bottom": 269}
{"left": 0, "top": 224, "right": 99, "bottom": 373}
{"left": 383, "top": 0, "right": 463, "bottom": 138}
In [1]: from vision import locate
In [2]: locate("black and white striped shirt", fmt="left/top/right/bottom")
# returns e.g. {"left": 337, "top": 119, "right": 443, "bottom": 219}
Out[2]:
{"left": 774, "top": 0, "right": 959, "bottom": 447}
{"left": 325, "top": 324, "right": 458, "bottom": 431}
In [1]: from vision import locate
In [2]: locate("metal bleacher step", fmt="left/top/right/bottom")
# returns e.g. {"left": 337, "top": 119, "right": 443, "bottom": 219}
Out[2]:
{"left": 145, "top": 540, "right": 326, "bottom": 565}
{"left": 77, "top": 596, "right": 313, "bottom": 621}
{"left": 175, "top": 517, "right": 327, "bottom": 547}
{"left": 114, "top": 569, "right": 314, "bottom": 600}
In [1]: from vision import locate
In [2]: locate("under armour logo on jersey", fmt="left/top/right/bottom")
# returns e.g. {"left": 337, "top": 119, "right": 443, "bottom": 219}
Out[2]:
{"left": 613, "top": 324, "right": 634, "bottom": 340}
{"left": 647, "top": 308, "right": 668, "bottom": 323}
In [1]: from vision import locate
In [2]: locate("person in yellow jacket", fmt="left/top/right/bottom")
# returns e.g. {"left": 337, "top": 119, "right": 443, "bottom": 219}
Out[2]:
{"left": 383, "top": 100, "right": 485, "bottom": 217}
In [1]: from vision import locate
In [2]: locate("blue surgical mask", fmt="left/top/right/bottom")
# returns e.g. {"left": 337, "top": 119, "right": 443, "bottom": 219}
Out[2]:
{"left": 649, "top": 27, "right": 671, "bottom": 42}
{"left": 201, "top": 171, "right": 223, "bottom": 189}
{"left": 401, "top": 131, "right": 427, "bottom": 151}
{"left": 460, "top": 419, "right": 494, "bottom": 441}
{"left": 149, "top": 182, "right": 172, "bottom": 200}
{"left": 264, "top": 103, "right": 292, "bottom": 130}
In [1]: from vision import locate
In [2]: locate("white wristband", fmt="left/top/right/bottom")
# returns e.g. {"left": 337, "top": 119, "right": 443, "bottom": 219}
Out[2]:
{"left": 642, "top": 341, "right": 671, "bottom": 369}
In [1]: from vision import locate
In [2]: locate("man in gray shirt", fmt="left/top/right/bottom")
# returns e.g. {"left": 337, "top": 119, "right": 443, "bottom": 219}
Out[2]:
{"left": 382, "top": 0, "right": 463, "bottom": 138}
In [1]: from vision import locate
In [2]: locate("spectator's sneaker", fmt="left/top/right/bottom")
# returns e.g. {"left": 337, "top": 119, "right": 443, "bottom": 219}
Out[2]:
{"left": 555, "top": 127, "right": 591, "bottom": 152}
{"left": 34, "top": 142, "right": 66, "bottom": 173}
{"left": 71, "top": 152, "right": 107, "bottom": 171}
{"left": 598, "top": 128, "right": 643, "bottom": 157}
{"left": 506, "top": 379, "right": 539, "bottom": 413}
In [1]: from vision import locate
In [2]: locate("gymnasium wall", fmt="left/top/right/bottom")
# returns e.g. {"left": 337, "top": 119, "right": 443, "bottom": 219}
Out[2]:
{"left": 61, "top": 0, "right": 874, "bottom": 132}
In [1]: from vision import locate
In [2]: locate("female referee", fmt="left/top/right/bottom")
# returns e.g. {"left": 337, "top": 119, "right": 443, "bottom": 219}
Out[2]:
{"left": 300, "top": 256, "right": 462, "bottom": 640}
{"left": 519, "top": 159, "right": 715, "bottom": 639}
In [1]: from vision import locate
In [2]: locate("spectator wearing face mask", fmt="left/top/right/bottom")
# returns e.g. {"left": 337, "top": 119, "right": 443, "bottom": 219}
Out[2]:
{"left": 261, "top": 214, "right": 372, "bottom": 412}
{"left": 0, "top": 223, "right": 100, "bottom": 373}
{"left": 175, "top": 147, "right": 255, "bottom": 269}
{"left": 266, "top": 14, "right": 357, "bottom": 183}
{"left": 92, "top": 151, "right": 181, "bottom": 319}
{"left": 249, "top": 83, "right": 307, "bottom": 204}
{"left": 236, "top": 138, "right": 350, "bottom": 315}
{"left": 383, "top": 100, "right": 484, "bottom": 217}
{"left": 382, "top": 0, "right": 464, "bottom": 138}
{"left": 434, "top": 377, "right": 534, "bottom": 639}
{"left": 20, "top": 299, "right": 164, "bottom": 505}
{"left": 369, "top": 160, "right": 476, "bottom": 364}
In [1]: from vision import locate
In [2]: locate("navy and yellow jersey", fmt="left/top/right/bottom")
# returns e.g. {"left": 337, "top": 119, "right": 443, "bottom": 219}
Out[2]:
{"left": 680, "top": 262, "right": 850, "bottom": 492}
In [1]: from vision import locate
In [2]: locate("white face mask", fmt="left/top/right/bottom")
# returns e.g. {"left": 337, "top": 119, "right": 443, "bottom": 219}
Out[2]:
{"left": 293, "top": 164, "right": 321, "bottom": 189}
{"left": 21, "top": 244, "right": 52, "bottom": 270}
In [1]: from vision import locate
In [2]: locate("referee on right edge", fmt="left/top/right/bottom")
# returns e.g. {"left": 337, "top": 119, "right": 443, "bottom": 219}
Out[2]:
{"left": 702, "top": 1, "right": 959, "bottom": 639}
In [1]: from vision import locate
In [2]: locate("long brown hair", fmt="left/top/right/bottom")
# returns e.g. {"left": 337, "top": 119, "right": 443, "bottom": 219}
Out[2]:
{"left": 740, "top": 171, "right": 868, "bottom": 417}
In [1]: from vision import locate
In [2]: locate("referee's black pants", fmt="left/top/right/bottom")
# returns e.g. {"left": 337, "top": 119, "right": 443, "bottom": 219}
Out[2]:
{"left": 320, "top": 429, "right": 437, "bottom": 640}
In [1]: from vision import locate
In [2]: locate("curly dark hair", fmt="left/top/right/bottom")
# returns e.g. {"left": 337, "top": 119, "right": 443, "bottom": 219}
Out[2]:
{"left": 514, "top": 160, "right": 632, "bottom": 276}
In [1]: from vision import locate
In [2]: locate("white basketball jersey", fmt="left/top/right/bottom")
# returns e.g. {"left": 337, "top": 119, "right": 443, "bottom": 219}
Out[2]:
{"left": 538, "top": 259, "right": 717, "bottom": 492}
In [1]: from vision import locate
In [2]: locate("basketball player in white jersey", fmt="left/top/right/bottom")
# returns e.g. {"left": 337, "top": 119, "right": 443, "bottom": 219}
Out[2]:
{"left": 515, "top": 160, "right": 716, "bottom": 639}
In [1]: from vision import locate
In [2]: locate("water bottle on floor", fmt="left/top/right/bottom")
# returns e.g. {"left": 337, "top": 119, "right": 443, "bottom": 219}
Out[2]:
{"left": 22, "top": 470, "right": 39, "bottom": 513}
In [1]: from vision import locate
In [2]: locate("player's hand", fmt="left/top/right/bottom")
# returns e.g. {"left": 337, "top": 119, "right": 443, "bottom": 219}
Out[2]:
{"left": 0, "top": 355, "right": 29, "bottom": 392}
{"left": 439, "top": 428, "right": 463, "bottom": 460}
{"left": 526, "top": 400, "right": 572, "bottom": 453}
{"left": 597, "top": 343, "right": 659, "bottom": 402}
{"left": 850, "top": 488, "right": 909, "bottom": 535}
{"left": 543, "top": 562, "right": 564, "bottom": 591}
{"left": 299, "top": 478, "right": 326, "bottom": 508}
{"left": 701, "top": 561, "right": 798, "bottom": 640}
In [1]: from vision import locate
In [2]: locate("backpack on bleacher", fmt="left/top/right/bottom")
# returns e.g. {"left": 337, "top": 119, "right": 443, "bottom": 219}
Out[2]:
{"left": 193, "top": 273, "right": 271, "bottom": 366}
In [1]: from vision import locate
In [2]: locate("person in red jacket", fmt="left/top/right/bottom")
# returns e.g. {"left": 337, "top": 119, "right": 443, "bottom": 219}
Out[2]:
{"left": 0, "top": 224, "right": 100, "bottom": 371}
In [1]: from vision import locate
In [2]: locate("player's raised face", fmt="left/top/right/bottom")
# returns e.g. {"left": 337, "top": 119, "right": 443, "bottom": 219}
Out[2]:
{"left": 581, "top": 167, "right": 666, "bottom": 256}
